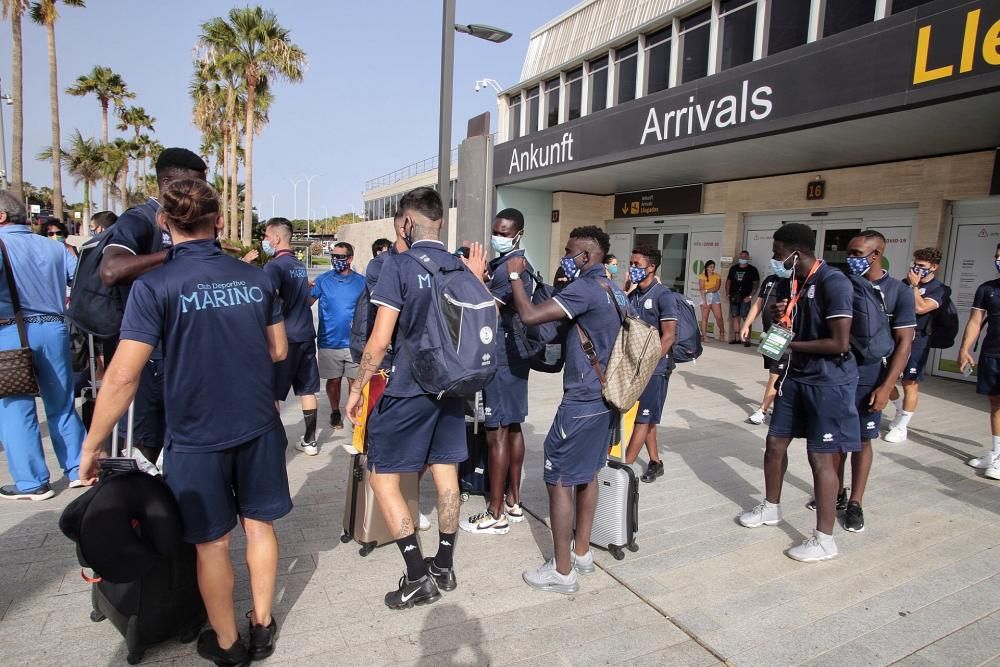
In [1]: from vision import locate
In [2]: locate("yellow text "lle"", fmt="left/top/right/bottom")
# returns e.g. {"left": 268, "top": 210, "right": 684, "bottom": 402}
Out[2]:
{"left": 913, "top": 8, "right": 1000, "bottom": 84}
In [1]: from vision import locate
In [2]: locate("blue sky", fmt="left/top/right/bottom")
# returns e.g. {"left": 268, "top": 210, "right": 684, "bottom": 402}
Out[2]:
{"left": 1, "top": 0, "right": 572, "bottom": 217}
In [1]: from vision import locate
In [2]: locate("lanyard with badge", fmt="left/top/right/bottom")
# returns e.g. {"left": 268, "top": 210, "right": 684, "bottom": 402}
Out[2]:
{"left": 758, "top": 260, "right": 820, "bottom": 360}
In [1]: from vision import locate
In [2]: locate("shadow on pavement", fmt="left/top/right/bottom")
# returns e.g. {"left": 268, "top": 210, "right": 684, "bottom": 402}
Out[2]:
{"left": 676, "top": 371, "right": 758, "bottom": 414}
{"left": 416, "top": 603, "right": 487, "bottom": 665}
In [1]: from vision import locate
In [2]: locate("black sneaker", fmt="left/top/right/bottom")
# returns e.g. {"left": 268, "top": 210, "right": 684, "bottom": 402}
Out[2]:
{"left": 844, "top": 501, "right": 865, "bottom": 532}
{"left": 330, "top": 411, "right": 343, "bottom": 429}
{"left": 246, "top": 612, "right": 278, "bottom": 661}
{"left": 384, "top": 574, "right": 440, "bottom": 610}
{"left": 806, "top": 488, "right": 849, "bottom": 512}
{"left": 744, "top": 340, "right": 751, "bottom": 347}
{"left": 197, "top": 630, "right": 251, "bottom": 667}
{"left": 728, "top": 340, "right": 740, "bottom": 345}
{"left": 424, "top": 558, "right": 457, "bottom": 592}
{"left": 640, "top": 460, "right": 664, "bottom": 483}
{"left": 0, "top": 483, "right": 54, "bottom": 501}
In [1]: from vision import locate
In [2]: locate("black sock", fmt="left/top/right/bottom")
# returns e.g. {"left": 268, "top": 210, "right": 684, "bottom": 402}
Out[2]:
{"left": 303, "top": 409, "right": 317, "bottom": 442}
{"left": 434, "top": 531, "right": 456, "bottom": 570}
{"left": 396, "top": 534, "right": 426, "bottom": 581}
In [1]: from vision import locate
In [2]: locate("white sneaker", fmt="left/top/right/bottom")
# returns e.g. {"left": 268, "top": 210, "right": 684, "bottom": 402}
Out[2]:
{"left": 986, "top": 460, "right": 1000, "bottom": 481}
{"left": 747, "top": 409, "right": 766, "bottom": 425}
{"left": 459, "top": 510, "right": 510, "bottom": 535}
{"left": 504, "top": 500, "right": 524, "bottom": 523}
{"left": 571, "top": 549, "right": 595, "bottom": 574}
{"left": 738, "top": 501, "right": 782, "bottom": 528}
{"left": 883, "top": 425, "right": 908, "bottom": 443}
{"left": 787, "top": 530, "right": 838, "bottom": 562}
{"left": 295, "top": 437, "right": 319, "bottom": 456}
{"left": 522, "top": 558, "right": 579, "bottom": 594}
{"left": 418, "top": 512, "right": 431, "bottom": 531}
{"left": 967, "top": 450, "right": 999, "bottom": 469}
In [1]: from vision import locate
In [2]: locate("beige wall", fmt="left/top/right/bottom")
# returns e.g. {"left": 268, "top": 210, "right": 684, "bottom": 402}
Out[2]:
{"left": 550, "top": 192, "right": 614, "bottom": 276}
{"left": 336, "top": 218, "right": 396, "bottom": 275}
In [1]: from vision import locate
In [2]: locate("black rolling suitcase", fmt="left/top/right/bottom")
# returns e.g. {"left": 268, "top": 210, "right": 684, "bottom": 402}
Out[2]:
{"left": 459, "top": 392, "right": 489, "bottom": 502}
{"left": 87, "top": 405, "right": 207, "bottom": 664}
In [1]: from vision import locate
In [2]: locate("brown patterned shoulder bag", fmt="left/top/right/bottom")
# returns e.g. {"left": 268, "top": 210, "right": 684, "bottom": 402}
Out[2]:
{"left": 0, "top": 238, "right": 40, "bottom": 398}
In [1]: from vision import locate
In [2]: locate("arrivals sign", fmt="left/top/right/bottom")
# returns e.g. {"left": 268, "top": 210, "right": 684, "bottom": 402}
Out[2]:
{"left": 495, "top": 0, "right": 1000, "bottom": 184}
{"left": 613, "top": 184, "right": 703, "bottom": 218}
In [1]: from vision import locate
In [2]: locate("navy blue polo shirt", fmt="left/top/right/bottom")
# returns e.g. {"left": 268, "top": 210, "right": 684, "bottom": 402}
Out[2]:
{"left": 311, "top": 268, "right": 365, "bottom": 349}
{"left": 857, "top": 272, "right": 917, "bottom": 386}
{"left": 628, "top": 281, "right": 678, "bottom": 375}
{"left": 103, "top": 198, "right": 167, "bottom": 304}
{"left": 264, "top": 250, "right": 315, "bottom": 343}
{"left": 370, "top": 240, "right": 472, "bottom": 398}
{"left": 119, "top": 239, "right": 283, "bottom": 452}
{"left": 973, "top": 278, "right": 1000, "bottom": 358}
{"left": 552, "top": 265, "right": 627, "bottom": 402}
{"left": 365, "top": 246, "right": 397, "bottom": 292}
{"left": 787, "top": 261, "right": 857, "bottom": 386}
{"left": 488, "top": 249, "right": 535, "bottom": 366}
{"left": 914, "top": 277, "right": 947, "bottom": 334}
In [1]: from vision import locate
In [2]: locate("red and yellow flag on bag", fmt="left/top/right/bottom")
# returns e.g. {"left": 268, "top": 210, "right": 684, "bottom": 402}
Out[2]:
{"left": 351, "top": 371, "right": 388, "bottom": 454}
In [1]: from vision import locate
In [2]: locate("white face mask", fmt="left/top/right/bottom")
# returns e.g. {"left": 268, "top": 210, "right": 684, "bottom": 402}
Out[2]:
{"left": 491, "top": 232, "right": 521, "bottom": 255}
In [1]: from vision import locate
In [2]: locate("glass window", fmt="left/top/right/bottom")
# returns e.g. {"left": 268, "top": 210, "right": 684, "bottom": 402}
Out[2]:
{"left": 544, "top": 77, "right": 561, "bottom": 128}
{"left": 508, "top": 95, "right": 521, "bottom": 138}
{"left": 525, "top": 86, "right": 540, "bottom": 134}
{"left": 719, "top": 0, "right": 757, "bottom": 71}
{"left": 768, "top": 0, "right": 810, "bottom": 55}
{"left": 679, "top": 8, "right": 711, "bottom": 83}
{"left": 615, "top": 42, "right": 638, "bottom": 104}
{"left": 566, "top": 68, "right": 583, "bottom": 120}
{"left": 824, "top": 0, "right": 876, "bottom": 37}
{"left": 890, "top": 0, "right": 935, "bottom": 13}
{"left": 644, "top": 26, "right": 672, "bottom": 95}
{"left": 589, "top": 55, "right": 609, "bottom": 113}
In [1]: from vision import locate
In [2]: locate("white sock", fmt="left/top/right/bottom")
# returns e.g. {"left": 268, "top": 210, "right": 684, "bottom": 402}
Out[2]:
{"left": 895, "top": 411, "right": 914, "bottom": 428}
{"left": 764, "top": 500, "right": 779, "bottom": 509}
{"left": 815, "top": 529, "right": 835, "bottom": 542}
{"left": 891, "top": 397, "right": 903, "bottom": 413}
{"left": 992, "top": 435, "right": 1000, "bottom": 454}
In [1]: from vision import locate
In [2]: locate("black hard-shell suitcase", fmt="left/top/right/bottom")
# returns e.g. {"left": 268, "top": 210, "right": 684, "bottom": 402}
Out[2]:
{"left": 459, "top": 392, "right": 489, "bottom": 501}
{"left": 88, "top": 404, "right": 206, "bottom": 664}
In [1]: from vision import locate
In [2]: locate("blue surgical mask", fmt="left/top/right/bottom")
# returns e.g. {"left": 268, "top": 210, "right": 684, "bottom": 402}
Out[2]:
{"left": 629, "top": 266, "right": 647, "bottom": 285}
{"left": 995, "top": 259, "right": 1000, "bottom": 274}
{"left": 608, "top": 264, "right": 619, "bottom": 276}
{"left": 491, "top": 234, "right": 518, "bottom": 255}
{"left": 846, "top": 254, "right": 873, "bottom": 277}
{"left": 770, "top": 254, "right": 795, "bottom": 279}
{"left": 333, "top": 258, "right": 350, "bottom": 273}
{"left": 261, "top": 239, "right": 276, "bottom": 256}
{"left": 560, "top": 252, "right": 584, "bottom": 282}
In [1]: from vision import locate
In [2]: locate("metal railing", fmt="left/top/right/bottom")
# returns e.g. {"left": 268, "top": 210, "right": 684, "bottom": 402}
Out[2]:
{"left": 363, "top": 133, "right": 498, "bottom": 192}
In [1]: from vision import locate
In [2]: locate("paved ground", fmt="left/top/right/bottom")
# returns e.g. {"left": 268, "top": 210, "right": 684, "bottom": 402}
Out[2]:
{"left": 1, "top": 342, "right": 998, "bottom": 666}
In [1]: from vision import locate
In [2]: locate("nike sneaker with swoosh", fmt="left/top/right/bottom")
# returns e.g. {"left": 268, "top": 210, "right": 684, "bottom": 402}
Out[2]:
{"left": 459, "top": 509, "right": 510, "bottom": 535}
{"left": 424, "top": 557, "right": 457, "bottom": 591}
{"left": 384, "top": 574, "right": 441, "bottom": 610}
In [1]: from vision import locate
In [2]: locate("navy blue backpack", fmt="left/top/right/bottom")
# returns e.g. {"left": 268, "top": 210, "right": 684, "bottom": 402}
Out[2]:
{"left": 848, "top": 274, "right": 895, "bottom": 365}
{"left": 401, "top": 249, "right": 498, "bottom": 398}
{"left": 511, "top": 267, "right": 564, "bottom": 360}
{"left": 671, "top": 292, "right": 704, "bottom": 363}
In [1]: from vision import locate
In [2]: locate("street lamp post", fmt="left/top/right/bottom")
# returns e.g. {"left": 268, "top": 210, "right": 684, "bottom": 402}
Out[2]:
{"left": 303, "top": 173, "right": 319, "bottom": 243}
{"left": 288, "top": 176, "right": 303, "bottom": 221}
{"left": 437, "top": 4, "right": 511, "bottom": 231}
{"left": 0, "top": 78, "right": 12, "bottom": 191}
{"left": 270, "top": 192, "right": 278, "bottom": 219}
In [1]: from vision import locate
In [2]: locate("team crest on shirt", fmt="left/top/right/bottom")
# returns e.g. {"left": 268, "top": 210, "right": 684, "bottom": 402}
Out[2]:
{"left": 644, "top": 298, "right": 653, "bottom": 310}
{"left": 807, "top": 285, "right": 816, "bottom": 299}
{"left": 479, "top": 326, "right": 494, "bottom": 344}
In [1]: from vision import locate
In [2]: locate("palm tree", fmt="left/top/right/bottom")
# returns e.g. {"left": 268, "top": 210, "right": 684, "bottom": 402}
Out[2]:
{"left": 108, "top": 137, "right": 131, "bottom": 211}
{"left": 116, "top": 105, "right": 154, "bottom": 185}
{"left": 192, "top": 55, "right": 241, "bottom": 239}
{"left": 65, "top": 65, "right": 133, "bottom": 209}
{"left": 2, "top": 0, "right": 29, "bottom": 201}
{"left": 30, "top": 0, "right": 84, "bottom": 221}
{"left": 38, "top": 129, "right": 101, "bottom": 233}
{"left": 199, "top": 7, "right": 305, "bottom": 242}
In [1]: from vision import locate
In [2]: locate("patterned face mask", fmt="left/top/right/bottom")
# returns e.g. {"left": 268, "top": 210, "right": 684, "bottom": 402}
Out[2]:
{"left": 560, "top": 252, "right": 584, "bottom": 281}
{"left": 629, "top": 265, "right": 647, "bottom": 285}
{"left": 333, "top": 258, "right": 350, "bottom": 273}
{"left": 846, "top": 254, "right": 873, "bottom": 277}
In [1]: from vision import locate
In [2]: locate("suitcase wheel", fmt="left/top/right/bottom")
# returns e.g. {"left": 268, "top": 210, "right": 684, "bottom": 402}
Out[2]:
{"left": 127, "top": 651, "right": 144, "bottom": 665}
{"left": 460, "top": 492, "right": 470, "bottom": 503}
{"left": 626, "top": 541, "right": 638, "bottom": 553}
{"left": 609, "top": 545, "right": 625, "bottom": 560}
{"left": 89, "top": 609, "right": 106, "bottom": 623}
{"left": 339, "top": 532, "right": 352, "bottom": 544}
{"left": 359, "top": 543, "right": 375, "bottom": 557}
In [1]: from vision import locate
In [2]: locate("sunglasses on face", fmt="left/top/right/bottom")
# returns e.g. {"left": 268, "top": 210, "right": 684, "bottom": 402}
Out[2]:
{"left": 332, "top": 254, "right": 350, "bottom": 260}
{"left": 47, "top": 232, "right": 65, "bottom": 238}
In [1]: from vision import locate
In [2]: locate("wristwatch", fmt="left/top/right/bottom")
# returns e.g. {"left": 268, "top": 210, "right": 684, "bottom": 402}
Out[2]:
{"left": 509, "top": 271, "right": 520, "bottom": 281}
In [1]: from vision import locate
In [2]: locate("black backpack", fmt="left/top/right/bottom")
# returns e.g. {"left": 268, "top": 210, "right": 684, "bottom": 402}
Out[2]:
{"left": 348, "top": 283, "right": 375, "bottom": 364}
{"left": 926, "top": 285, "right": 959, "bottom": 349}
{"left": 511, "top": 267, "right": 563, "bottom": 360}
{"left": 670, "top": 291, "right": 703, "bottom": 363}
{"left": 848, "top": 274, "right": 895, "bottom": 365}
{"left": 66, "top": 229, "right": 125, "bottom": 338}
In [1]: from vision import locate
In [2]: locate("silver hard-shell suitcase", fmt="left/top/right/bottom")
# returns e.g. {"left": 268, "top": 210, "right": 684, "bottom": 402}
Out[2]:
{"left": 589, "top": 412, "right": 639, "bottom": 560}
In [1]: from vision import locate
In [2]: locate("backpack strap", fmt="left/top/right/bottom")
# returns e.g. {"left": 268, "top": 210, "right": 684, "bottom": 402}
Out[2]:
{"left": 573, "top": 279, "right": 624, "bottom": 389}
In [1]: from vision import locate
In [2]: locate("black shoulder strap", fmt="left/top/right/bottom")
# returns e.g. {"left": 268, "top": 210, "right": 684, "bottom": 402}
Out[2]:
{"left": 0, "top": 238, "right": 30, "bottom": 349}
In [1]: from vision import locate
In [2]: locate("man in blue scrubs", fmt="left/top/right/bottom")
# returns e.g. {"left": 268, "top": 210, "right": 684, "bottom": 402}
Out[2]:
{"left": 506, "top": 226, "right": 623, "bottom": 594}
{"left": 79, "top": 179, "right": 291, "bottom": 665}
{"left": 263, "top": 218, "right": 321, "bottom": 455}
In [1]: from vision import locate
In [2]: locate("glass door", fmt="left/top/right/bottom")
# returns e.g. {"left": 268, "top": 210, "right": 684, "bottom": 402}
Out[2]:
{"left": 633, "top": 229, "right": 690, "bottom": 293}
{"left": 819, "top": 221, "right": 863, "bottom": 273}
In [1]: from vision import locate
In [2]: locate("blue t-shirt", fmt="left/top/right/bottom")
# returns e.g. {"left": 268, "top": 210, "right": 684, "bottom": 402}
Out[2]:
{"left": 914, "top": 277, "right": 947, "bottom": 336}
{"left": 370, "top": 240, "right": 470, "bottom": 398}
{"left": 857, "top": 272, "right": 917, "bottom": 386}
{"left": 787, "top": 261, "right": 857, "bottom": 386}
{"left": 628, "top": 281, "right": 678, "bottom": 376}
{"left": 311, "top": 268, "right": 365, "bottom": 349}
{"left": 264, "top": 251, "right": 315, "bottom": 344}
{"left": 487, "top": 249, "right": 535, "bottom": 367}
{"left": 972, "top": 278, "right": 1000, "bottom": 358}
{"left": 552, "top": 265, "right": 628, "bottom": 403}
{"left": 119, "top": 239, "right": 283, "bottom": 452}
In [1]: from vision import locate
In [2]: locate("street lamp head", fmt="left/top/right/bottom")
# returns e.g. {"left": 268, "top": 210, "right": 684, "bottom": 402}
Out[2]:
{"left": 455, "top": 23, "right": 512, "bottom": 43}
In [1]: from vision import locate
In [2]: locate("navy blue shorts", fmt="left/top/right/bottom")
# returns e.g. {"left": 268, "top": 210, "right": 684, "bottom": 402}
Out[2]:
{"left": 856, "top": 383, "right": 882, "bottom": 441}
{"left": 769, "top": 377, "right": 861, "bottom": 453}
{"left": 118, "top": 359, "right": 165, "bottom": 452}
{"left": 543, "top": 399, "right": 616, "bottom": 486}
{"left": 635, "top": 373, "right": 670, "bottom": 425}
{"left": 976, "top": 354, "right": 1000, "bottom": 396}
{"left": 366, "top": 394, "right": 467, "bottom": 473}
{"left": 902, "top": 335, "right": 932, "bottom": 382}
{"left": 730, "top": 300, "right": 751, "bottom": 318}
{"left": 273, "top": 341, "right": 320, "bottom": 400}
{"left": 482, "top": 363, "right": 529, "bottom": 428}
{"left": 163, "top": 422, "right": 293, "bottom": 544}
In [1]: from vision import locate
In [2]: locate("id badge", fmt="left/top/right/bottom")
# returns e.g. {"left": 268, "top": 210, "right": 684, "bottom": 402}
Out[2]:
{"left": 759, "top": 324, "right": 794, "bottom": 361}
